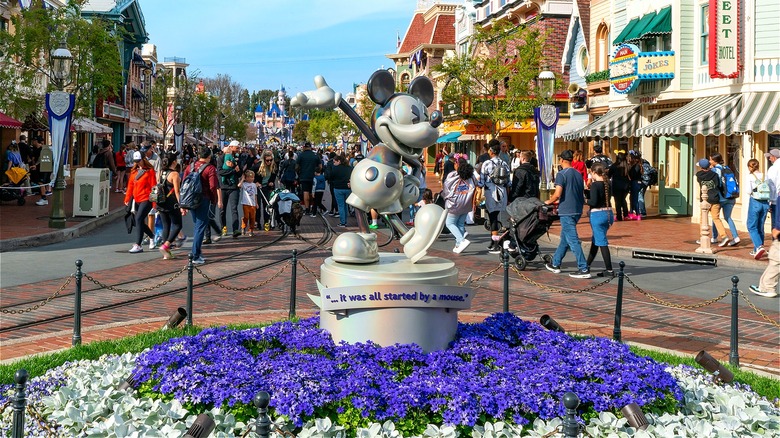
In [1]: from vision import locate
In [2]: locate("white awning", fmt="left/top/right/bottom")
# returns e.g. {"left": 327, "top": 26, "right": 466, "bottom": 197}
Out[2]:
{"left": 733, "top": 92, "right": 780, "bottom": 134}
{"left": 556, "top": 118, "right": 590, "bottom": 139}
{"left": 144, "top": 127, "right": 163, "bottom": 140}
{"left": 635, "top": 94, "right": 742, "bottom": 137}
{"left": 72, "top": 118, "right": 112, "bottom": 134}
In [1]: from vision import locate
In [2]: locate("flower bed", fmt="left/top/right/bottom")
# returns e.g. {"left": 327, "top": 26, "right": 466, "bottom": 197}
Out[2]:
{"left": 1, "top": 314, "right": 778, "bottom": 437}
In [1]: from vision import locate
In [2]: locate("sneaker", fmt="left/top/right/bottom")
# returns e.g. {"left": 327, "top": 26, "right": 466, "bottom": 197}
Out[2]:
{"left": 488, "top": 241, "right": 501, "bottom": 254}
{"left": 453, "top": 239, "right": 471, "bottom": 254}
{"left": 717, "top": 237, "right": 730, "bottom": 247}
{"left": 626, "top": 213, "right": 636, "bottom": 220}
{"left": 192, "top": 256, "right": 206, "bottom": 265}
{"left": 368, "top": 223, "right": 378, "bottom": 230}
{"left": 749, "top": 284, "right": 778, "bottom": 298}
{"left": 202, "top": 238, "right": 213, "bottom": 245}
{"left": 597, "top": 270, "right": 615, "bottom": 278}
{"left": 337, "top": 223, "right": 347, "bottom": 227}
{"left": 159, "top": 243, "right": 172, "bottom": 259}
{"left": 142, "top": 237, "right": 150, "bottom": 245}
{"left": 129, "top": 244, "right": 143, "bottom": 253}
{"left": 329, "top": 211, "right": 338, "bottom": 217}
{"left": 463, "top": 231, "right": 469, "bottom": 239}
{"left": 178, "top": 234, "right": 187, "bottom": 245}
{"left": 753, "top": 246, "right": 766, "bottom": 260}
{"left": 45, "top": 191, "right": 52, "bottom": 196}
{"left": 232, "top": 230, "right": 241, "bottom": 238}
{"left": 545, "top": 263, "right": 561, "bottom": 274}
{"left": 221, "top": 226, "right": 228, "bottom": 236}
{"left": 149, "top": 238, "right": 157, "bottom": 250}
{"left": 35, "top": 198, "right": 48, "bottom": 206}
{"left": 727, "top": 237, "right": 740, "bottom": 246}
{"left": 569, "top": 269, "right": 591, "bottom": 279}
{"left": 213, "top": 235, "right": 222, "bottom": 242}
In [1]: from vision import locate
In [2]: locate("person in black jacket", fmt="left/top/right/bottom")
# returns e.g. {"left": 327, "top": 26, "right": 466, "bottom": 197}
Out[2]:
{"left": 219, "top": 141, "right": 243, "bottom": 238}
{"left": 607, "top": 152, "right": 630, "bottom": 221}
{"left": 329, "top": 153, "right": 353, "bottom": 227}
{"left": 509, "top": 150, "right": 540, "bottom": 201}
{"left": 696, "top": 158, "right": 730, "bottom": 247}
{"left": 585, "top": 162, "right": 614, "bottom": 277}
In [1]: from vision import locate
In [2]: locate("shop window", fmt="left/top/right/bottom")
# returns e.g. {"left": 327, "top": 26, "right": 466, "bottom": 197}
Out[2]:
{"left": 596, "top": 23, "right": 610, "bottom": 72}
{"left": 769, "top": 134, "right": 780, "bottom": 150}
{"left": 576, "top": 45, "right": 589, "bottom": 77}
{"left": 701, "top": 4, "right": 709, "bottom": 65}
{"left": 705, "top": 136, "right": 719, "bottom": 158}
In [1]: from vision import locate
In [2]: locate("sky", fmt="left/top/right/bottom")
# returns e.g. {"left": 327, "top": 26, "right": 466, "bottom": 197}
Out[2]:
{"left": 140, "top": 0, "right": 420, "bottom": 99}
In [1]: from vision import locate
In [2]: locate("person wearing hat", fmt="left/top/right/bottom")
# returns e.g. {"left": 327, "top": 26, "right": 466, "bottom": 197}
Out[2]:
{"left": 766, "top": 149, "right": 780, "bottom": 227}
{"left": 544, "top": 149, "right": 590, "bottom": 278}
{"left": 124, "top": 150, "right": 157, "bottom": 253}
{"left": 218, "top": 140, "right": 243, "bottom": 238}
{"left": 695, "top": 158, "right": 731, "bottom": 248}
{"left": 479, "top": 142, "right": 511, "bottom": 254}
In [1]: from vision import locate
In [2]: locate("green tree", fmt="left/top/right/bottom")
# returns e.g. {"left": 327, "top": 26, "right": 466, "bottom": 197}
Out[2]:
{"left": 306, "top": 109, "right": 342, "bottom": 145}
{"left": 433, "top": 20, "right": 554, "bottom": 139}
{"left": 0, "top": 0, "right": 123, "bottom": 119}
{"left": 292, "top": 119, "right": 309, "bottom": 144}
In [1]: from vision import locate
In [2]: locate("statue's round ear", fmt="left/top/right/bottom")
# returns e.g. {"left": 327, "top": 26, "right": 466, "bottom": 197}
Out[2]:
{"left": 367, "top": 70, "right": 396, "bottom": 106}
{"left": 408, "top": 76, "right": 434, "bottom": 107}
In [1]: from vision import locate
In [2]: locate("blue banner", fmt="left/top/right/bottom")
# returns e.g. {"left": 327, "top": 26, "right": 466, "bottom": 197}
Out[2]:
{"left": 534, "top": 105, "right": 559, "bottom": 189}
{"left": 45, "top": 91, "right": 75, "bottom": 183}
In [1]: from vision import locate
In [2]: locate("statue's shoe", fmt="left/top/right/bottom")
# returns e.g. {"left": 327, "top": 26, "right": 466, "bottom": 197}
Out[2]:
{"left": 332, "top": 232, "right": 379, "bottom": 264}
{"left": 400, "top": 203, "right": 447, "bottom": 263}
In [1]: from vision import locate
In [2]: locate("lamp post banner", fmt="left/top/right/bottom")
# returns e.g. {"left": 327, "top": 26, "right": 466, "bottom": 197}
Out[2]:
{"left": 173, "top": 123, "right": 184, "bottom": 153}
{"left": 534, "top": 104, "right": 559, "bottom": 188}
{"left": 45, "top": 91, "right": 75, "bottom": 182}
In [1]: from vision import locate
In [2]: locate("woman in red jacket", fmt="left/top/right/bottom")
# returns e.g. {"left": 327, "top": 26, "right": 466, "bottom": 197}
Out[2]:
{"left": 124, "top": 151, "right": 157, "bottom": 253}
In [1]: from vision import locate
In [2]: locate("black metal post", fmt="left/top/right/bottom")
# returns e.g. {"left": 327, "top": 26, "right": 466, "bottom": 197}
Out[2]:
{"left": 562, "top": 392, "right": 580, "bottom": 438}
{"left": 253, "top": 391, "right": 271, "bottom": 438}
{"left": 729, "top": 275, "right": 740, "bottom": 367}
{"left": 186, "top": 254, "right": 194, "bottom": 326}
{"left": 502, "top": 249, "right": 510, "bottom": 313}
{"left": 289, "top": 249, "right": 297, "bottom": 319}
{"left": 12, "top": 369, "right": 28, "bottom": 438}
{"left": 613, "top": 261, "right": 626, "bottom": 342}
{"left": 73, "top": 260, "right": 83, "bottom": 346}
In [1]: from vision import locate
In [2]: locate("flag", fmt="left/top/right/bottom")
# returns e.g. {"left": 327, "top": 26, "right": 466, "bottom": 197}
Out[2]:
{"left": 396, "top": 31, "right": 401, "bottom": 50}
{"left": 19, "top": 0, "right": 32, "bottom": 9}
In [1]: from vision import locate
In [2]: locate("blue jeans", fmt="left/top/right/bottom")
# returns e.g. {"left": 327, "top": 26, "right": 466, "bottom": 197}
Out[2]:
{"left": 190, "top": 199, "right": 211, "bottom": 259}
{"left": 334, "top": 188, "right": 351, "bottom": 225}
{"left": 746, "top": 198, "right": 770, "bottom": 250}
{"left": 713, "top": 198, "right": 738, "bottom": 240}
{"left": 629, "top": 181, "right": 644, "bottom": 215}
{"left": 553, "top": 214, "right": 588, "bottom": 271}
{"left": 589, "top": 210, "right": 613, "bottom": 247}
{"left": 445, "top": 212, "right": 468, "bottom": 245}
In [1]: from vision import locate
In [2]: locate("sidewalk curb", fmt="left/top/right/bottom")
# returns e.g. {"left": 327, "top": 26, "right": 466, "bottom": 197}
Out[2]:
{"left": 544, "top": 234, "right": 763, "bottom": 271}
{"left": 0, "top": 207, "right": 124, "bottom": 253}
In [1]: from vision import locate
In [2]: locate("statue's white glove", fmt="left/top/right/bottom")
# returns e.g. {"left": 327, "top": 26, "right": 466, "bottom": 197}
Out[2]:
{"left": 290, "top": 76, "right": 341, "bottom": 109}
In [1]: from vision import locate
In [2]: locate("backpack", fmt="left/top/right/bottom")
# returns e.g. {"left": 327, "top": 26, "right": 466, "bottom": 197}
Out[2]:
{"left": 718, "top": 165, "right": 740, "bottom": 199}
{"left": 752, "top": 174, "right": 772, "bottom": 201}
{"left": 641, "top": 159, "right": 658, "bottom": 186}
{"left": 149, "top": 171, "right": 173, "bottom": 208}
{"left": 489, "top": 159, "right": 509, "bottom": 186}
{"left": 179, "top": 162, "right": 207, "bottom": 210}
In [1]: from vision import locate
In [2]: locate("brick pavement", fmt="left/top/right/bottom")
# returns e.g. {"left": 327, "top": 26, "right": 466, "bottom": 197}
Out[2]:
{"left": 0, "top": 178, "right": 778, "bottom": 377}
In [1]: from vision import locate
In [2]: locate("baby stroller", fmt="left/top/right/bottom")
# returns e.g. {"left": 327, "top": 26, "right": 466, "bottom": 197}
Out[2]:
{"left": 268, "top": 189, "right": 303, "bottom": 233}
{"left": 497, "top": 197, "right": 559, "bottom": 270}
{"left": 1, "top": 167, "right": 29, "bottom": 205}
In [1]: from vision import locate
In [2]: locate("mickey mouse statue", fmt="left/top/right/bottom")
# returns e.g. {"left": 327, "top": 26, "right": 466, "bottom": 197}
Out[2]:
{"left": 292, "top": 70, "right": 447, "bottom": 264}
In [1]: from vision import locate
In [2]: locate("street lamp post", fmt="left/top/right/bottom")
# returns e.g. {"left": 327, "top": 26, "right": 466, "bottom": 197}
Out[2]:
{"left": 219, "top": 124, "right": 225, "bottom": 147}
{"left": 47, "top": 39, "right": 75, "bottom": 229}
{"left": 534, "top": 70, "right": 559, "bottom": 201}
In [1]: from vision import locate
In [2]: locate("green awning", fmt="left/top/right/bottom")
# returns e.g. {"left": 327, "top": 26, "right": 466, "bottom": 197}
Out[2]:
{"left": 613, "top": 17, "right": 640, "bottom": 45}
{"left": 623, "top": 11, "right": 657, "bottom": 43}
{"left": 643, "top": 6, "right": 672, "bottom": 38}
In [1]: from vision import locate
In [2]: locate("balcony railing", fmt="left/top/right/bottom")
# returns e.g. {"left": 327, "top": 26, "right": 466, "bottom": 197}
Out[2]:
{"left": 753, "top": 57, "right": 780, "bottom": 83}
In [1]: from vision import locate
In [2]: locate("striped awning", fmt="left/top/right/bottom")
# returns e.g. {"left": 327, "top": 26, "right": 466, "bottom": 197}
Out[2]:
{"left": 564, "top": 106, "right": 639, "bottom": 140}
{"left": 635, "top": 94, "right": 742, "bottom": 137}
{"left": 556, "top": 118, "right": 589, "bottom": 139}
{"left": 72, "top": 118, "right": 112, "bottom": 134}
{"left": 733, "top": 92, "right": 780, "bottom": 134}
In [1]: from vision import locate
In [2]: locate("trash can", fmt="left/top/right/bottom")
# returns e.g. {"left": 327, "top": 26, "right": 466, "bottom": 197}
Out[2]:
{"left": 73, "top": 168, "right": 109, "bottom": 217}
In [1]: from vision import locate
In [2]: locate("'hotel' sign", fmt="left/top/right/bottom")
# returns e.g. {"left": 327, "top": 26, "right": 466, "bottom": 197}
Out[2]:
{"left": 709, "top": 0, "right": 742, "bottom": 78}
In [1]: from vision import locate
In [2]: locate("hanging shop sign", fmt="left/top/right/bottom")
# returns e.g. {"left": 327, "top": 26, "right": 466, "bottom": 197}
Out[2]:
{"left": 610, "top": 44, "right": 640, "bottom": 94}
{"left": 611, "top": 44, "right": 676, "bottom": 94}
{"left": 709, "top": 0, "right": 741, "bottom": 79}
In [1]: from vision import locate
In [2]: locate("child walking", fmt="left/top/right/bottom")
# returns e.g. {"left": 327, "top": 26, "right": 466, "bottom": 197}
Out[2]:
{"left": 312, "top": 168, "right": 327, "bottom": 216}
{"left": 239, "top": 170, "right": 259, "bottom": 236}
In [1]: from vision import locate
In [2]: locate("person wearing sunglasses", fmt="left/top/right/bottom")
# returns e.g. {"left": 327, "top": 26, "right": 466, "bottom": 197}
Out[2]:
{"left": 258, "top": 151, "right": 278, "bottom": 230}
